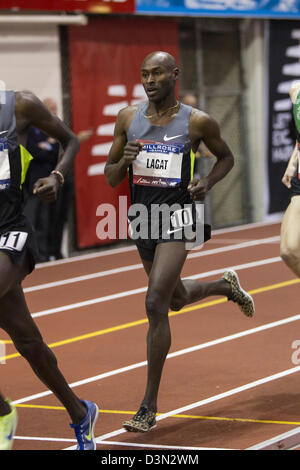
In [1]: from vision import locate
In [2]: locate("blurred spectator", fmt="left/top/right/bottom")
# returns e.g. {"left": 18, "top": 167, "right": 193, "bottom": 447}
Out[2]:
{"left": 23, "top": 98, "right": 60, "bottom": 262}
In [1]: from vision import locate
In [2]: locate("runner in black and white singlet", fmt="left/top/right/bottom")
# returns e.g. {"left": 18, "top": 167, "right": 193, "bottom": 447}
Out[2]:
{"left": 0, "top": 90, "right": 38, "bottom": 272}
{"left": 105, "top": 51, "right": 255, "bottom": 433}
{"left": 0, "top": 89, "right": 99, "bottom": 450}
{"left": 126, "top": 100, "right": 212, "bottom": 260}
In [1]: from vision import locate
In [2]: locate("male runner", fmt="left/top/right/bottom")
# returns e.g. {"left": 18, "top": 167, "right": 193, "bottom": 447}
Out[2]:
{"left": 0, "top": 89, "right": 98, "bottom": 450}
{"left": 280, "top": 81, "right": 300, "bottom": 276}
{"left": 105, "top": 51, "right": 254, "bottom": 432}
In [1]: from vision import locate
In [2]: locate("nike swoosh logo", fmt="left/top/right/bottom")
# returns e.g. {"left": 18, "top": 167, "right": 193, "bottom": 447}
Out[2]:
{"left": 85, "top": 415, "right": 92, "bottom": 441}
{"left": 0, "top": 130, "right": 8, "bottom": 135}
{"left": 163, "top": 134, "right": 183, "bottom": 141}
{"left": 166, "top": 223, "right": 194, "bottom": 235}
{"left": 166, "top": 227, "right": 184, "bottom": 235}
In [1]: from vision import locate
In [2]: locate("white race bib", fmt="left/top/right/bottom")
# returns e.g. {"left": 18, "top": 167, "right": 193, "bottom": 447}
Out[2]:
{"left": 0, "top": 231, "right": 28, "bottom": 252}
{"left": 133, "top": 141, "right": 184, "bottom": 188}
{"left": 0, "top": 136, "right": 10, "bottom": 190}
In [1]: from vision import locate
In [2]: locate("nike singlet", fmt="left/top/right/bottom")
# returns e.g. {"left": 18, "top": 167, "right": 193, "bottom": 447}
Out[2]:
{"left": 127, "top": 102, "right": 195, "bottom": 207}
{"left": 0, "top": 91, "right": 32, "bottom": 231}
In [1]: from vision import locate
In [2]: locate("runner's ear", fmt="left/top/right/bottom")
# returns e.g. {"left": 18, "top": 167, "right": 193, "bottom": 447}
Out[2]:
{"left": 172, "top": 67, "right": 179, "bottom": 81}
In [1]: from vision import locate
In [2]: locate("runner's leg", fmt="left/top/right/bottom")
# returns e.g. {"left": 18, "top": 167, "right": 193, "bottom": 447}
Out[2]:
{"left": 140, "top": 242, "right": 189, "bottom": 412}
{"left": 0, "top": 252, "right": 86, "bottom": 424}
{"left": 280, "top": 196, "right": 300, "bottom": 277}
{"left": 140, "top": 249, "right": 231, "bottom": 312}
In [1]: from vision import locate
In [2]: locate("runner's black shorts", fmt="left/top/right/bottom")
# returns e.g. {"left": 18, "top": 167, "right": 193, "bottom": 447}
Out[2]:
{"left": 0, "top": 215, "right": 39, "bottom": 274}
{"left": 291, "top": 177, "right": 300, "bottom": 197}
{"left": 134, "top": 223, "right": 211, "bottom": 262}
{"left": 128, "top": 202, "right": 211, "bottom": 262}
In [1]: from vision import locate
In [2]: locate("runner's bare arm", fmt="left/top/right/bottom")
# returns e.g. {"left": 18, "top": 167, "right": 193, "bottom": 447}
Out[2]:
{"left": 15, "top": 91, "right": 79, "bottom": 202}
{"left": 282, "top": 142, "right": 298, "bottom": 188}
{"left": 105, "top": 107, "right": 141, "bottom": 187}
{"left": 15, "top": 91, "right": 79, "bottom": 176}
{"left": 282, "top": 82, "right": 300, "bottom": 188}
{"left": 188, "top": 112, "right": 234, "bottom": 200}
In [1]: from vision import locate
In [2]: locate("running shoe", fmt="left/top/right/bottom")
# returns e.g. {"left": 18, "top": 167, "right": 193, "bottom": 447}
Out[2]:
{"left": 222, "top": 269, "right": 255, "bottom": 318}
{"left": 123, "top": 405, "right": 156, "bottom": 432}
{"left": 0, "top": 400, "right": 18, "bottom": 450}
{"left": 70, "top": 400, "right": 99, "bottom": 450}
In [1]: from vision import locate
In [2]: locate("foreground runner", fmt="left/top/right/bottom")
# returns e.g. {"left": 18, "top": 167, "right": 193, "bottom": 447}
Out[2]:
{"left": 0, "top": 89, "right": 98, "bottom": 450}
{"left": 105, "top": 51, "right": 254, "bottom": 432}
{"left": 281, "top": 81, "right": 300, "bottom": 278}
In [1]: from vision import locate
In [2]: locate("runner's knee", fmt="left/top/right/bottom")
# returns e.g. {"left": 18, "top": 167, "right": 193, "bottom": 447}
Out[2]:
{"left": 280, "top": 242, "right": 300, "bottom": 267}
{"left": 145, "top": 288, "right": 170, "bottom": 319}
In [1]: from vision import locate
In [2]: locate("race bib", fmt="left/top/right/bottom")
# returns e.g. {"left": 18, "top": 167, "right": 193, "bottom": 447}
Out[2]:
{"left": 133, "top": 141, "right": 184, "bottom": 188}
{"left": 170, "top": 206, "right": 194, "bottom": 231}
{"left": 0, "top": 135, "right": 10, "bottom": 190}
{"left": 0, "top": 231, "right": 28, "bottom": 252}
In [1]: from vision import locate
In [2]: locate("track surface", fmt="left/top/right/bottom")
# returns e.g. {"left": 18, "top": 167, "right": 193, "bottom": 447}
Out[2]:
{"left": 2, "top": 219, "right": 300, "bottom": 451}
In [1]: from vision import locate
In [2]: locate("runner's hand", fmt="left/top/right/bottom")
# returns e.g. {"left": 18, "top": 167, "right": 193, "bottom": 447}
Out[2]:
{"left": 188, "top": 177, "right": 210, "bottom": 201}
{"left": 33, "top": 174, "right": 60, "bottom": 202}
{"left": 282, "top": 166, "right": 297, "bottom": 188}
{"left": 122, "top": 141, "right": 143, "bottom": 167}
{"left": 282, "top": 173, "right": 292, "bottom": 189}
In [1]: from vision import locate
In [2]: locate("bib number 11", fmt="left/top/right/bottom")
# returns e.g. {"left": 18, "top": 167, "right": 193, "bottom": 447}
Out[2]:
{"left": 0, "top": 231, "right": 28, "bottom": 252}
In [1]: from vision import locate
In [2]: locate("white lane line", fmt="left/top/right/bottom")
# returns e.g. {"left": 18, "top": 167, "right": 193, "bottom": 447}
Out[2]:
{"left": 24, "top": 236, "right": 280, "bottom": 293}
{"left": 31, "top": 286, "right": 147, "bottom": 319}
{"left": 25, "top": 264, "right": 143, "bottom": 293}
{"left": 35, "top": 218, "right": 282, "bottom": 269}
{"left": 98, "top": 440, "right": 235, "bottom": 450}
{"left": 202, "top": 237, "right": 279, "bottom": 245}
{"left": 14, "top": 436, "right": 76, "bottom": 443}
{"left": 12, "top": 311, "right": 300, "bottom": 405}
{"left": 63, "top": 365, "right": 300, "bottom": 449}
{"left": 35, "top": 245, "right": 137, "bottom": 268}
{"left": 13, "top": 435, "right": 233, "bottom": 450}
{"left": 247, "top": 427, "right": 300, "bottom": 450}
{"left": 30, "top": 256, "right": 282, "bottom": 320}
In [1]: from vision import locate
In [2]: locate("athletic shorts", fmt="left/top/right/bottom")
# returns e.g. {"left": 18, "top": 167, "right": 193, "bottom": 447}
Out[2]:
{"left": 291, "top": 177, "right": 300, "bottom": 197}
{"left": 128, "top": 203, "right": 211, "bottom": 262}
{"left": 0, "top": 215, "right": 39, "bottom": 274}
{"left": 134, "top": 223, "right": 211, "bottom": 262}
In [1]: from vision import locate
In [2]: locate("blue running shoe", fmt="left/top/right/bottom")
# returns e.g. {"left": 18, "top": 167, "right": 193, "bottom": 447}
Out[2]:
{"left": 70, "top": 400, "right": 99, "bottom": 450}
{"left": 0, "top": 400, "right": 18, "bottom": 450}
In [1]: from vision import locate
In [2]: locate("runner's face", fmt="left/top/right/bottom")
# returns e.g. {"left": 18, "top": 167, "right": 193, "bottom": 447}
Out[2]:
{"left": 141, "top": 62, "right": 175, "bottom": 103}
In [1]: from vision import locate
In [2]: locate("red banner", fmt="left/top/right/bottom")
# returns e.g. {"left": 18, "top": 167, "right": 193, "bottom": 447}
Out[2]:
{"left": 0, "top": 0, "right": 134, "bottom": 14}
{"left": 68, "top": 16, "right": 178, "bottom": 248}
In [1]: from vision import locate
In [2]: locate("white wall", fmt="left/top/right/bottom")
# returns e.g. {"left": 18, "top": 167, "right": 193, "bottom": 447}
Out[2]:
{"left": 0, "top": 23, "right": 63, "bottom": 118}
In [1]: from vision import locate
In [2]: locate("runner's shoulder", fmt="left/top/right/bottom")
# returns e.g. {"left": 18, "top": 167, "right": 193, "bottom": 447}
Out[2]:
{"left": 189, "top": 108, "right": 219, "bottom": 134}
{"left": 189, "top": 107, "right": 211, "bottom": 124}
{"left": 117, "top": 104, "right": 139, "bottom": 132}
{"left": 118, "top": 104, "right": 139, "bottom": 120}
{"left": 15, "top": 90, "right": 38, "bottom": 109}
